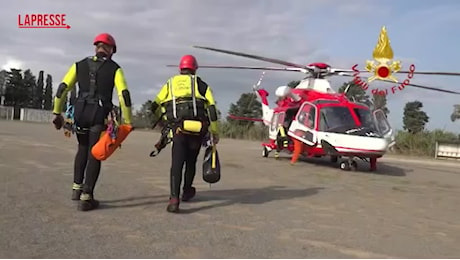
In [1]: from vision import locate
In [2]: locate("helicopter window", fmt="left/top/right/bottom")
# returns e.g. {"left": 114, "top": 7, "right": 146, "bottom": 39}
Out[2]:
{"left": 270, "top": 113, "right": 279, "bottom": 132}
{"left": 318, "top": 106, "right": 356, "bottom": 131}
{"left": 353, "top": 108, "right": 376, "bottom": 129}
{"left": 296, "top": 103, "right": 316, "bottom": 129}
{"left": 373, "top": 110, "right": 391, "bottom": 135}
{"left": 313, "top": 99, "right": 340, "bottom": 105}
{"left": 278, "top": 112, "right": 286, "bottom": 126}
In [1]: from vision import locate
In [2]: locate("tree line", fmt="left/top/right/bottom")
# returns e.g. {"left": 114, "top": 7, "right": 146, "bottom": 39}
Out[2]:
{"left": 133, "top": 79, "right": 432, "bottom": 135}
{"left": 0, "top": 69, "right": 54, "bottom": 111}
{"left": 0, "top": 67, "right": 436, "bottom": 136}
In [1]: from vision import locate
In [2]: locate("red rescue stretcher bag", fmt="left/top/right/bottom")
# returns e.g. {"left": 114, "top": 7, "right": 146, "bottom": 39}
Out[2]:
{"left": 91, "top": 124, "right": 133, "bottom": 161}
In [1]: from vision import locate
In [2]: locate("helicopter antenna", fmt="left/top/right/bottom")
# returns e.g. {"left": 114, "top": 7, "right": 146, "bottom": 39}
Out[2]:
{"left": 253, "top": 71, "right": 266, "bottom": 91}
{"left": 247, "top": 71, "right": 266, "bottom": 113}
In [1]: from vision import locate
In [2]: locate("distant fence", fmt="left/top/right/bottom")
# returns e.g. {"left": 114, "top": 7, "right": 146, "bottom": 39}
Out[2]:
{"left": 0, "top": 105, "right": 14, "bottom": 120}
{"left": 20, "top": 108, "right": 54, "bottom": 123}
{"left": 435, "top": 141, "right": 460, "bottom": 160}
{"left": 0, "top": 106, "right": 53, "bottom": 123}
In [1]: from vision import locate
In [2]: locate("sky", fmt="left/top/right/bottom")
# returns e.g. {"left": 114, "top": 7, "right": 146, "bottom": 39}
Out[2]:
{"left": 1, "top": 0, "right": 460, "bottom": 132}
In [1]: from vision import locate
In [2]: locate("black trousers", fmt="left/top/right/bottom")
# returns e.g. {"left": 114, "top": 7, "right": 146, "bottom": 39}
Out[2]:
{"left": 74, "top": 124, "right": 104, "bottom": 197}
{"left": 170, "top": 130, "right": 203, "bottom": 199}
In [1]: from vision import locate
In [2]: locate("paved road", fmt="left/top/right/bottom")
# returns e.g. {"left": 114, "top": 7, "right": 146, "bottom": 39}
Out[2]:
{"left": 1, "top": 121, "right": 460, "bottom": 258}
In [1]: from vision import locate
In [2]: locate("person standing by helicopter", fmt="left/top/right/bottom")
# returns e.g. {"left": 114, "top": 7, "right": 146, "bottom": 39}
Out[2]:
{"left": 150, "top": 54, "right": 220, "bottom": 213}
{"left": 290, "top": 107, "right": 315, "bottom": 164}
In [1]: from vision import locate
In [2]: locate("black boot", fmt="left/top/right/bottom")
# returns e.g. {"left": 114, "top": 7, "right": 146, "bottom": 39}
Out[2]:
{"left": 71, "top": 183, "right": 82, "bottom": 201}
{"left": 182, "top": 187, "right": 196, "bottom": 202}
{"left": 166, "top": 198, "right": 180, "bottom": 213}
{"left": 78, "top": 193, "right": 100, "bottom": 211}
{"left": 72, "top": 190, "right": 82, "bottom": 200}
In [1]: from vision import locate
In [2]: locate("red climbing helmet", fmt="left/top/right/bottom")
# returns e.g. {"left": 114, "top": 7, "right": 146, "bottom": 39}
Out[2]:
{"left": 179, "top": 55, "right": 198, "bottom": 71}
{"left": 93, "top": 33, "right": 117, "bottom": 53}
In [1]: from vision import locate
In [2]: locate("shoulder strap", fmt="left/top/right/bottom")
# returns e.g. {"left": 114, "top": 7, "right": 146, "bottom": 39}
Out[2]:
{"left": 87, "top": 56, "right": 105, "bottom": 98}
{"left": 167, "top": 77, "right": 176, "bottom": 118}
{"left": 190, "top": 75, "right": 197, "bottom": 117}
{"left": 196, "top": 76, "right": 208, "bottom": 97}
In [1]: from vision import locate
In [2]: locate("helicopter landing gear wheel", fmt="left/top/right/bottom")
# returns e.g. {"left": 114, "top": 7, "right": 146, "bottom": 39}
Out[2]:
{"left": 262, "top": 147, "right": 269, "bottom": 158}
{"left": 339, "top": 159, "right": 358, "bottom": 171}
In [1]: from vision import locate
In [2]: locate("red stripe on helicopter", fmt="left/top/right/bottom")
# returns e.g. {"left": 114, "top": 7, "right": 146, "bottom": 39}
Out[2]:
{"left": 332, "top": 146, "right": 386, "bottom": 153}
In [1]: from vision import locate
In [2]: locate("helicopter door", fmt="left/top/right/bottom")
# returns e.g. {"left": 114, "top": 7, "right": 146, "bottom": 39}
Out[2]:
{"left": 269, "top": 112, "right": 280, "bottom": 140}
{"left": 288, "top": 101, "right": 318, "bottom": 146}
{"left": 373, "top": 109, "right": 394, "bottom": 146}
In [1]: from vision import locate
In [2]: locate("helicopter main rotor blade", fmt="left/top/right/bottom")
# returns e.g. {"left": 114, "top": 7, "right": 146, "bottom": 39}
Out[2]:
{"left": 193, "top": 46, "right": 313, "bottom": 72}
{"left": 339, "top": 69, "right": 460, "bottom": 77}
{"left": 339, "top": 74, "right": 460, "bottom": 95}
{"left": 395, "top": 70, "right": 460, "bottom": 77}
{"left": 166, "top": 64, "right": 307, "bottom": 73}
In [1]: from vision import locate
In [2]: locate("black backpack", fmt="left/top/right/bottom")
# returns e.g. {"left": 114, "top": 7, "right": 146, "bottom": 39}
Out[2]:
{"left": 202, "top": 144, "right": 221, "bottom": 184}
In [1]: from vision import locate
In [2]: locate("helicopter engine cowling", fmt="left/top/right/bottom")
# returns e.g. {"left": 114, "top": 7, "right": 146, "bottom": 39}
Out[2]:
{"left": 275, "top": 86, "right": 301, "bottom": 102}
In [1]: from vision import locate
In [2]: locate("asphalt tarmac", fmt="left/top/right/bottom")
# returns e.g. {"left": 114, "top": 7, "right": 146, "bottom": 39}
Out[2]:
{"left": 1, "top": 120, "right": 460, "bottom": 258}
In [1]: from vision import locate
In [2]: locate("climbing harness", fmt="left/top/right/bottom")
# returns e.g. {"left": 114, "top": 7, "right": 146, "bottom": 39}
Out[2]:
{"left": 149, "top": 122, "right": 173, "bottom": 157}
{"left": 106, "top": 108, "right": 120, "bottom": 140}
{"left": 99, "top": 107, "right": 123, "bottom": 150}
{"left": 63, "top": 104, "right": 76, "bottom": 138}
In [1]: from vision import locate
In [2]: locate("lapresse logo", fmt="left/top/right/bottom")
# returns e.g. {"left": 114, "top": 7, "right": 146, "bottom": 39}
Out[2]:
{"left": 18, "top": 13, "right": 71, "bottom": 29}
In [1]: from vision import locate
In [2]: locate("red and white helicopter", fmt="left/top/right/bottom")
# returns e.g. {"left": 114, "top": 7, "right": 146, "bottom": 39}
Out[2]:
{"left": 168, "top": 45, "right": 460, "bottom": 172}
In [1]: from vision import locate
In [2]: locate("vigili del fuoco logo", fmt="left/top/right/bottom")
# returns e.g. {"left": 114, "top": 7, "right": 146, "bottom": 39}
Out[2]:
{"left": 351, "top": 26, "right": 415, "bottom": 96}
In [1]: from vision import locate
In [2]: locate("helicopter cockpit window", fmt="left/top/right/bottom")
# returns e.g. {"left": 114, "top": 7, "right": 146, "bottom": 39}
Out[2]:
{"left": 353, "top": 108, "right": 376, "bottom": 130}
{"left": 296, "top": 103, "right": 316, "bottom": 129}
{"left": 319, "top": 106, "right": 357, "bottom": 131}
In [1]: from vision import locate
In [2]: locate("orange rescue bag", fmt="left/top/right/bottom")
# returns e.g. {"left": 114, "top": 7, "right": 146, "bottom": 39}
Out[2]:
{"left": 91, "top": 124, "right": 133, "bottom": 161}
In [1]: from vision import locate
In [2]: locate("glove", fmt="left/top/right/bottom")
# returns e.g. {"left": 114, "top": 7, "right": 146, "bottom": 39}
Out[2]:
{"left": 52, "top": 114, "right": 64, "bottom": 130}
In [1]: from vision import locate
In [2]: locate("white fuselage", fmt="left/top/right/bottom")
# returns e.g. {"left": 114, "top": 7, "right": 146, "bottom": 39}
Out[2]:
{"left": 295, "top": 78, "right": 336, "bottom": 94}
{"left": 265, "top": 79, "right": 394, "bottom": 157}
{"left": 260, "top": 76, "right": 395, "bottom": 158}
{"left": 284, "top": 117, "right": 392, "bottom": 157}
{"left": 313, "top": 131, "right": 390, "bottom": 156}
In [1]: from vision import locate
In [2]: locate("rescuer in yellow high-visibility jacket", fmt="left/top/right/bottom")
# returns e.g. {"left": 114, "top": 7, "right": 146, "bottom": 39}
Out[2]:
{"left": 51, "top": 33, "right": 133, "bottom": 212}
{"left": 150, "top": 54, "right": 219, "bottom": 213}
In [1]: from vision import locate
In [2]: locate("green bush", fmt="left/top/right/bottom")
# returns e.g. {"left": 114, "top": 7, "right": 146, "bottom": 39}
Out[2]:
{"left": 219, "top": 121, "right": 267, "bottom": 141}
{"left": 393, "top": 129, "right": 460, "bottom": 156}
